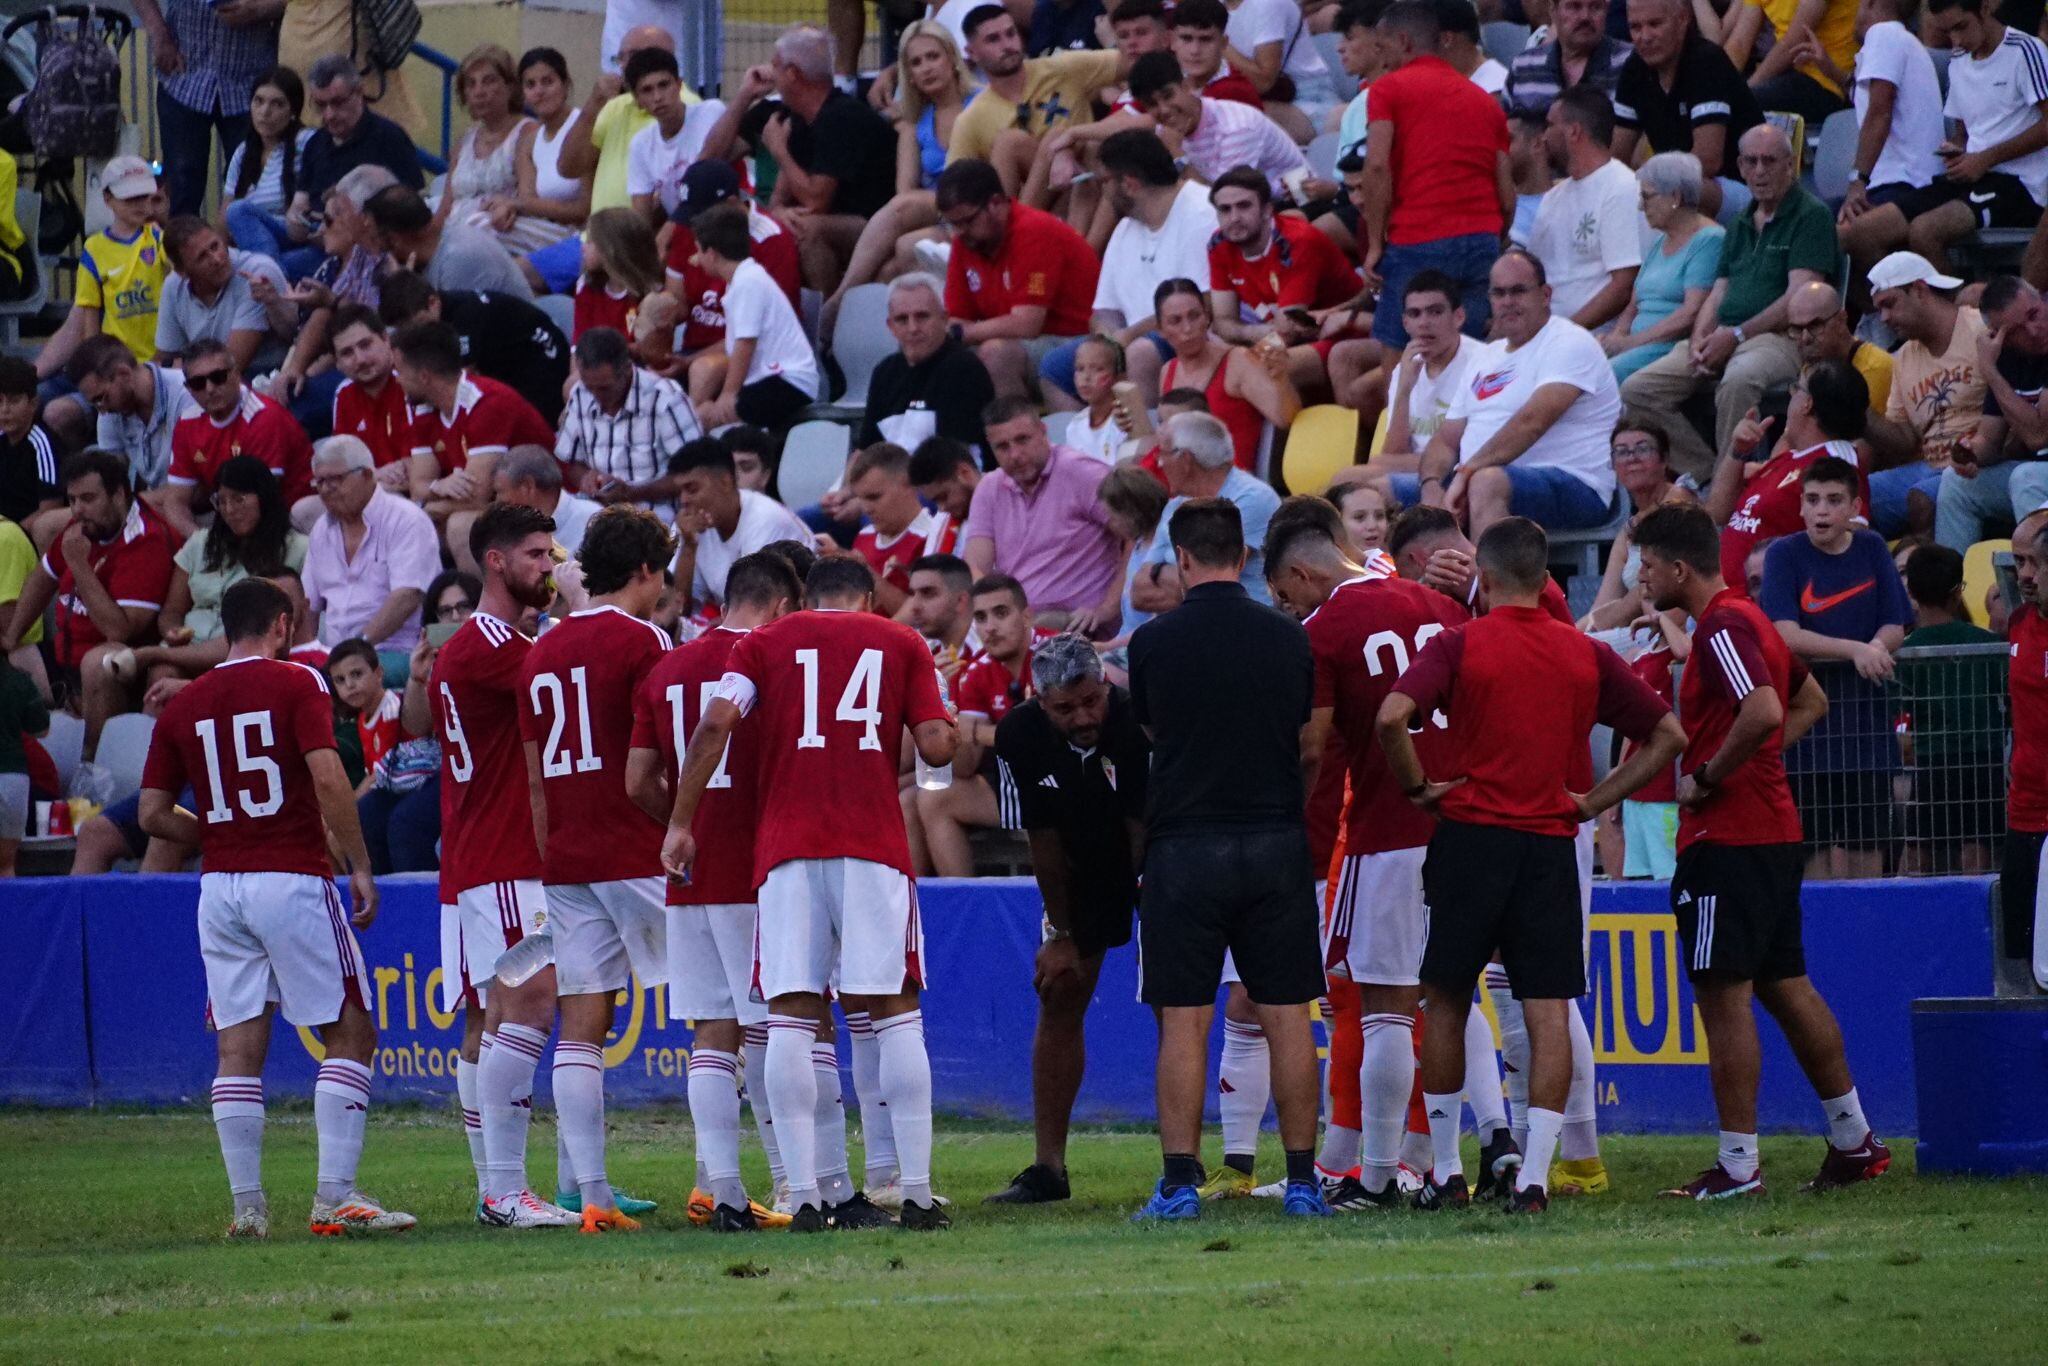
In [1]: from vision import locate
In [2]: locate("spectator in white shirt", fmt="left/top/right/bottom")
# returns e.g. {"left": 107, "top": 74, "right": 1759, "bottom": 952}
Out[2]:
{"left": 1834, "top": 0, "right": 1953, "bottom": 292}
{"left": 1222, "top": 0, "right": 1338, "bottom": 142}
{"left": 669, "top": 435, "right": 811, "bottom": 609}
{"left": 685, "top": 203, "right": 821, "bottom": 430}
{"left": 623, "top": 47, "right": 727, "bottom": 228}
{"left": 556, "top": 326, "right": 702, "bottom": 515}
{"left": 1344, "top": 269, "right": 1485, "bottom": 502}
{"left": 1527, "top": 87, "right": 1643, "bottom": 330}
{"left": 1417, "top": 248, "right": 1623, "bottom": 534}
{"left": 493, "top": 443, "right": 602, "bottom": 555}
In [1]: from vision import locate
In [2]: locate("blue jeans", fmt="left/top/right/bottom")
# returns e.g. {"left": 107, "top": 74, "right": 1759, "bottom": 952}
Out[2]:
{"left": 1039, "top": 331, "right": 1170, "bottom": 399}
{"left": 358, "top": 777, "right": 442, "bottom": 874}
{"left": 527, "top": 234, "right": 584, "bottom": 295}
{"left": 1934, "top": 459, "right": 2048, "bottom": 550}
{"left": 224, "top": 199, "right": 294, "bottom": 262}
{"left": 1868, "top": 460, "right": 1941, "bottom": 536}
{"left": 290, "top": 368, "right": 347, "bottom": 441}
{"left": 1388, "top": 465, "right": 1609, "bottom": 528}
{"left": 1371, "top": 233, "right": 1496, "bottom": 347}
{"left": 158, "top": 90, "right": 248, "bottom": 220}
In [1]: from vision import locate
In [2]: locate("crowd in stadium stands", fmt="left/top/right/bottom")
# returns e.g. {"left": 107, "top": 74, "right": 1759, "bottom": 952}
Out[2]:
{"left": 8, "top": 0, "right": 2048, "bottom": 892}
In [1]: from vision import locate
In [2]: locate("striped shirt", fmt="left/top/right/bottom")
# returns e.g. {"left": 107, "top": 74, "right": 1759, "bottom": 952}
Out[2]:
{"left": 554, "top": 367, "right": 702, "bottom": 491}
{"left": 155, "top": 0, "right": 279, "bottom": 118}
{"left": 0, "top": 424, "right": 59, "bottom": 523}
{"left": 222, "top": 129, "right": 316, "bottom": 214}
{"left": 1181, "top": 98, "right": 1307, "bottom": 196}
{"left": 1505, "top": 35, "right": 1631, "bottom": 119}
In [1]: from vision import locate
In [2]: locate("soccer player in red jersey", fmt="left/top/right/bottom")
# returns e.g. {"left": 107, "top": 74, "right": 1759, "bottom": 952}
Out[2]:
{"left": 328, "top": 305, "right": 416, "bottom": 483}
{"left": 165, "top": 339, "right": 315, "bottom": 534}
{"left": 663, "top": 557, "right": 959, "bottom": 1231}
{"left": 138, "top": 577, "right": 415, "bottom": 1239}
{"left": 401, "top": 501, "right": 576, "bottom": 1228}
{"left": 629, "top": 551, "right": 806, "bottom": 1232}
{"left": 2004, "top": 510, "right": 2048, "bottom": 990}
{"left": 1380, "top": 519, "right": 1685, "bottom": 1214}
{"left": 516, "top": 506, "right": 676, "bottom": 1233}
{"left": 847, "top": 443, "right": 958, "bottom": 619}
{"left": 1634, "top": 505, "right": 1891, "bottom": 1198}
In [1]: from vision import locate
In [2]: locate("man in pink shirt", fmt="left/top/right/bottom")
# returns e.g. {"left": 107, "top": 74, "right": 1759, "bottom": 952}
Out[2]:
{"left": 961, "top": 397, "right": 1125, "bottom": 633}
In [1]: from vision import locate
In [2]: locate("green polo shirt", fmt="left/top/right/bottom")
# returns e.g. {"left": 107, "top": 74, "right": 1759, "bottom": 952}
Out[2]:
{"left": 1716, "top": 185, "right": 1838, "bottom": 328}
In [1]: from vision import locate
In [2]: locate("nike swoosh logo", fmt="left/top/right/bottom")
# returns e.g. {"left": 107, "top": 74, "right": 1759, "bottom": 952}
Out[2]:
{"left": 1800, "top": 581, "right": 1874, "bottom": 614}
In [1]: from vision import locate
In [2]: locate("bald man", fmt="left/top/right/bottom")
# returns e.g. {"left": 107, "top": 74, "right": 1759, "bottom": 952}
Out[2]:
{"left": 1786, "top": 282, "right": 1899, "bottom": 423}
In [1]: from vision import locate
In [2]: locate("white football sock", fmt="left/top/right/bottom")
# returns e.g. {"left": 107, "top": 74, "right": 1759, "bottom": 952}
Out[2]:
{"left": 1318, "top": 1125, "right": 1361, "bottom": 1176}
{"left": 1461, "top": 1005, "right": 1509, "bottom": 1140}
{"left": 1219, "top": 1018, "right": 1269, "bottom": 1166}
{"left": 1821, "top": 1088, "right": 1868, "bottom": 1149}
{"left": 479, "top": 1024, "right": 545, "bottom": 1201}
{"left": 1486, "top": 967, "right": 1529, "bottom": 1149}
{"left": 1422, "top": 1090, "right": 1464, "bottom": 1181}
{"left": 741, "top": 1024, "right": 784, "bottom": 1185}
{"left": 844, "top": 1011, "right": 899, "bottom": 1186}
{"left": 812, "top": 1042, "right": 856, "bottom": 1204}
{"left": 552, "top": 1040, "right": 611, "bottom": 1211}
{"left": 556, "top": 1126, "right": 575, "bottom": 1203}
{"left": 1400, "top": 1127, "right": 1432, "bottom": 1174}
{"left": 211, "top": 1076, "right": 266, "bottom": 1215}
{"left": 313, "top": 1057, "right": 372, "bottom": 1204}
{"left": 1561, "top": 1005, "right": 1599, "bottom": 1161}
{"left": 1719, "top": 1130, "right": 1760, "bottom": 1181}
{"left": 1359, "top": 1013, "right": 1414, "bottom": 1192}
{"left": 687, "top": 1047, "right": 746, "bottom": 1211}
{"left": 875, "top": 1010, "right": 935, "bottom": 1206}
{"left": 454, "top": 1055, "right": 486, "bottom": 1196}
{"left": 1521, "top": 1106, "right": 1563, "bottom": 1193}
{"left": 764, "top": 1017, "right": 819, "bottom": 1207}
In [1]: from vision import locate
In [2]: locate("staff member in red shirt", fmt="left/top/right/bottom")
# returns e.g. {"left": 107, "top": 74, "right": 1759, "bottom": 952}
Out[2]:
{"left": 2004, "top": 509, "right": 2048, "bottom": 991}
{"left": 1379, "top": 517, "right": 1684, "bottom": 1214}
{"left": 1360, "top": 0, "right": 1512, "bottom": 348}
{"left": 935, "top": 158, "right": 1101, "bottom": 401}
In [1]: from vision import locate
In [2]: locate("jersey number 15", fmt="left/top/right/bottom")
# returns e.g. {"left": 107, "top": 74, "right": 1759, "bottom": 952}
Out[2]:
{"left": 196, "top": 713, "right": 285, "bottom": 824}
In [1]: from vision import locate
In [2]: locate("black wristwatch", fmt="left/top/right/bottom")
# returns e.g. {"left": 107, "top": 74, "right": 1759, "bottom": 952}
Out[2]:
{"left": 1404, "top": 780, "right": 1428, "bottom": 799}
{"left": 1690, "top": 764, "right": 1716, "bottom": 791}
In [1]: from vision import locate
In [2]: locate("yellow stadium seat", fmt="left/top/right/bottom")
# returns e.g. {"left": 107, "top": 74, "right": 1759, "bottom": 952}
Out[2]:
{"left": 1280, "top": 405, "right": 1359, "bottom": 495}
{"left": 1962, "top": 538, "right": 2008, "bottom": 627}
{"left": 1367, "top": 407, "right": 1390, "bottom": 459}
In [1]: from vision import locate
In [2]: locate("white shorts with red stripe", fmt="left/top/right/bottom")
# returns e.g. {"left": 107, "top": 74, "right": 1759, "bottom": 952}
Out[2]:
{"left": 668, "top": 903, "right": 767, "bottom": 1026}
{"left": 439, "top": 879, "right": 548, "bottom": 1012}
{"left": 198, "top": 871, "right": 369, "bottom": 1030}
{"left": 754, "top": 857, "right": 923, "bottom": 1001}
{"left": 550, "top": 876, "right": 669, "bottom": 997}
{"left": 1324, "top": 845, "right": 1428, "bottom": 987}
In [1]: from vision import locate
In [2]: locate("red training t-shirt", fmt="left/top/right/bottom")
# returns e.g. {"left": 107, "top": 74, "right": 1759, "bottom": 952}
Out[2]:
{"left": 1676, "top": 589, "right": 1809, "bottom": 849}
{"left": 1209, "top": 214, "right": 1359, "bottom": 324}
{"left": 409, "top": 371, "right": 555, "bottom": 475}
{"left": 1363, "top": 55, "right": 1508, "bottom": 246}
{"left": 944, "top": 202, "right": 1099, "bottom": 339}
{"left": 168, "top": 387, "right": 314, "bottom": 502}
{"left": 853, "top": 508, "right": 957, "bottom": 598}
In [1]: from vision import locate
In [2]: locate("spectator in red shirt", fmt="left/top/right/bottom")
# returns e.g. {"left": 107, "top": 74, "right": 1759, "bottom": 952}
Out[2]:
{"left": 0, "top": 450, "right": 178, "bottom": 756}
{"left": 909, "top": 435, "right": 984, "bottom": 522}
{"left": 165, "top": 338, "right": 315, "bottom": 539}
{"left": 327, "top": 304, "right": 416, "bottom": 490}
{"left": 936, "top": 159, "right": 1102, "bottom": 401}
{"left": 393, "top": 320, "right": 555, "bottom": 540}
{"left": 1206, "top": 167, "right": 1364, "bottom": 395}
{"left": 846, "top": 441, "right": 959, "bottom": 618}
{"left": 1362, "top": 1, "right": 1512, "bottom": 347}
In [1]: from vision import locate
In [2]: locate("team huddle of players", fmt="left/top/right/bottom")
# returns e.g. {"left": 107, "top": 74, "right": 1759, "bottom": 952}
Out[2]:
{"left": 141, "top": 488, "right": 1892, "bottom": 1237}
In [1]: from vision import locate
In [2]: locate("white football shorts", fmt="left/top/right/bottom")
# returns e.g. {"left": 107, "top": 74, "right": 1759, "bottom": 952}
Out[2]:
{"left": 550, "top": 876, "right": 670, "bottom": 998}
{"left": 1324, "top": 846, "right": 1429, "bottom": 987}
{"left": 754, "top": 857, "right": 924, "bottom": 1000}
{"left": 667, "top": 903, "right": 767, "bottom": 1026}
{"left": 439, "top": 879, "right": 548, "bottom": 1012}
{"left": 200, "top": 871, "right": 369, "bottom": 1030}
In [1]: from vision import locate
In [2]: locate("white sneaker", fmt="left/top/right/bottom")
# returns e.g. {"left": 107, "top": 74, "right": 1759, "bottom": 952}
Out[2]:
{"left": 864, "top": 1180, "right": 950, "bottom": 1210}
{"left": 480, "top": 1189, "right": 577, "bottom": 1229}
{"left": 226, "top": 1207, "right": 269, "bottom": 1239}
{"left": 1395, "top": 1163, "right": 1425, "bottom": 1195}
{"left": 914, "top": 238, "right": 952, "bottom": 274}
{"left": 1248, "top": 1179, "right": 1287, "bottom": 1199}
{"left": 310, "top": 1189, "right": 417, "bottom": 1235}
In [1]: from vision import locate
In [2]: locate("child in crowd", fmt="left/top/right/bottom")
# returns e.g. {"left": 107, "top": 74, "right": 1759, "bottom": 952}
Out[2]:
{"left": 573, "top": 207, "right": 665, "bottom": 343}
{"left": 1329, "top": 475, "right": 1391, "bottom": 553}
{"left": 1069, "top": 335, "right": 1141, "bottom": 465}
{"left": 327, "top": 638, "right": 402, "bottom": 796}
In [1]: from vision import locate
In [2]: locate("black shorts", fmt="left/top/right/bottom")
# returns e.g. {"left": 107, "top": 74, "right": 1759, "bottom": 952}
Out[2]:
{"left": 1419, "top": 819, "right": 1584, "bottom": 1000}
{"left": 1789, "top": 768, "right": 1895, "bottom": 853}
{"left": 1892, "top": 173, "right": 2042, "bottom": 231}
{"left": 2001, "top": 827, "right": 2044, "bottom": 964}
{"left": 1670, "top": 842, "right": 1806, "bottom": 982}
{"left": 1137, "top": 828, "right": 1324, "bottom": 1007}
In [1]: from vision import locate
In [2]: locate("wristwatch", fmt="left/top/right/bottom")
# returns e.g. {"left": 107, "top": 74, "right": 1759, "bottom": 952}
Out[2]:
{"left": 1403, "top": 780, "right": 1428, "bottom": 799}
{"left": 1730, "top": 325, "right": 1747, "bottom": 345}
{"left": 1848, "top": 169, "right": 1868, "bottom": 185}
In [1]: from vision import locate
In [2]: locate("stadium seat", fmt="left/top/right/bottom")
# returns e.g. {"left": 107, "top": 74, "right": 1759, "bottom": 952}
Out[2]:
{"left": 1042, "top": 410, "right": 1075, "bottom": 447}
{"left": 1545, "top": 490, "right": 1629, "bottom": 580}
{"left": 1366, "top": 406, "right": 1389, "bottom": 459}
{"left": 534, "top": 293, "right": 574, "bottom": 339}
{"left": 1481, "top": 21, "right": 1529, "bottom": 64}
{"left": 94, "top": 714, "right": 155, "bottom": 807}
{"left": 1962, "top": 538, "right": 2009, "bottom": 627}
{"left": 1304, "top": 132, "right": 1341, "bottom": 182}
{"left": 827, "top": 283, "right": 894, "bottom": 408}
{"left": 43, "top": 712, "right": 83, "bottom": 795}
{"left": 1763, "top": 111, "right": 1807, "bottom": 175}
{"left": 0, "top": 191, "right": 47, "bottom": 359}
{"left": 1811, "top": 109, "right": 1859, "bottom": 208}
{"left": 1280, "top": 404, "right": 1358, "bottom": 494}
{"left": 777, "top": 420, "right": 851, "bottom": 511}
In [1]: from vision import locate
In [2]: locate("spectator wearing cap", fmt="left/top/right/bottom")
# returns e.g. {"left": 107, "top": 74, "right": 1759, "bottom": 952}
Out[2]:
{"left": 964, "top": 396, "right": 1125, "bottom": 631}
{"left": 365, "top": 184, "right": 533, "bottom": 301}
{"left": 1505, "top": 0, "right": 1631, "bottom": 119}
{"left": 556, "top": 325, "right": 702, "bottom": 520}
{"left": 1785, "top": 280, "right": 1896, "bottom": 422}
{"left": 1939, "top": 276, "right": 2048, "bottom": 551}
{"left": 131, "top": 0, "right": 279, "bottom": 218}
{"left": 377, "top": 269, "right": 571, "bottom": 425}
{"left": 493, "top": 444, "right": 602, "bottom": 556}
{"left": 1362, "top": 2, "right": 1512, "bottom": 349}
{"left": 1620, "top": 122, "right": 1834, "bottom": 480}
{"left": 685, "top": 203, "right": 822, "bottom": 430}
{"left": 621, "top": 48, "right": 729, "bottom": 231}
{"left": 1528, "top": 89, "right": 1642, "bottom": 332}
{"left": 1612, "top": 0, "right": 1765, "bottom": 223}
{"left": 66, "top": 336, "right": 188, "bottom": 492}
{"left": 1127, "top": 53, "right": 1312, "bottom": 200}
{"left": 935, "top": 159, "right": 1100, "bottom": 401}
{"left": 301, "top": 435, "right": 439, "bottom": 666}
{"left": 1131, "top": 409, "right": 1281, "bottom": 612}
{"left": 34, "top": 156, "right": 167, "bottom": 401}
{"left": 1864, "top": 250, "right": 1990, "bottom": 537}
{"left": 662, "top": 161, "right": 803, "bottom": 362}
{"left": 859, "top": 273, "right": 998, "bottom": 454}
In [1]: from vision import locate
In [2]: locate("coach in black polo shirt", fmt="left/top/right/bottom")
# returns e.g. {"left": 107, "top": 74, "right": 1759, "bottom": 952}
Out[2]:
{"left": 1126, "top": 497, "right": 1327, "bottom": 1221}
{"left": 984, "top": 635, "right": 1149, "bottom": 1206}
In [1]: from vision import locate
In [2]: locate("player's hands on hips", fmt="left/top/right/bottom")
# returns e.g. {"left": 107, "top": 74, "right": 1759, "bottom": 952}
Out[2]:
{"left": 1034, "top": 936, "right": 1082, "bottom": 996}
{"left": 1676, "top": 773, "right": 1708, "bottom": 810}
{"left": 1566, "top": 789, "right": 1599, "bottom": 822}
{"left": 1408, "top": 776, "right": 1464, "bottom": 812}
{"left": 349, "top": 867, "right": 379, "bottom": 930}
{"left": 662, "top": 826, "right": 697, "bottom": 882}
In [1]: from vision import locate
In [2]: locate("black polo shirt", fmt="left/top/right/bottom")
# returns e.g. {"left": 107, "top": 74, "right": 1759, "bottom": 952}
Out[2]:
{"left": 788, "top": 90, "right": 897, "bottom": 219}
{"left": 0, "top": 424, "right": 59, "bottom": 524}
{"left": 302, "top": 109, "right": 427, "bottom": 201}
{"left": 858, "top": 335, "right": 996, "bottom": 458}
{"left": 436, "top": 290, "right": 571, "bottom": 425}
{"left": 995, "top": 686, "right": 1149, "bottom": 947}
{"left": 1613, "top": 32, "right": 1764, "bottom": 162}
{"left": 1128, "top": 580, "right": 1314, "bottom": 837}
{"left": 1987, "top": 342, "right": 2048, "bottom": 457}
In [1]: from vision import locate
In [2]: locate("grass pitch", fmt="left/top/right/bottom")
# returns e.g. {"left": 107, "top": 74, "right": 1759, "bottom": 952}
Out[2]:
{"left": 3, "top": 1111, "right": 2044, "bottom": 1363}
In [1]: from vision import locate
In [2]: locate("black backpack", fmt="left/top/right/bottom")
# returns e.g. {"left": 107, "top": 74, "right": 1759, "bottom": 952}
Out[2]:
{"left": 19, "top": 6, "right": 123, "bottom": 161}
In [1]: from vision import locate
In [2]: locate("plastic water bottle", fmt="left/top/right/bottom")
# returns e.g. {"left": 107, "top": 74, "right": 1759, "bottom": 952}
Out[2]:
{"left": 915, "top": 756, "right": 953, "bottom": 791}
{"left": 494, "top": 931, "right": 555, "bottom": 988}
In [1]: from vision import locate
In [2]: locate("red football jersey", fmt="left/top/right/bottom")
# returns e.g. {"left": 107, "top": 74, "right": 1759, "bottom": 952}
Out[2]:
{"left": 666, "top": 212, "right": 803, "bottom": 353}
{"left": 1719, "top": 441, "right": 1869, "bottom": 591}
{"left": 572, "top": 276, "right": 640, "bottom": 342}
{"left": 1676, "top": 589, "right": 1809, "bottom": 849}
{"left": 518, "top": 606, "right": 672, "bottom": 885}
{"left": 2009, "top": 604, "right": 2048, "bottom": 834}
{"left": 631, "top": 624, "right": 761, "bottom": 905}
{"left": 853, "top": 509, "right": 956, "bottom": 598}
{"left": 331, "top": 375, "right": 415, "bottom": 469}
{"left": 719, "top": 609, "right": 951, "bottom": 881}
{"left": 944, "top": 202, "right": 1099, "bottom": 338}
{"left": 141, "top": 655, "right": 338, "bottom": 877}
{"left": 1208, "top": 214, "right": 1359, "bottom": 325}
{"left": 355, "top": 689, "right": 404, "bottom": 773}
{"left": 409, "top": 371, "right": 555, "bottom": 474}
{"left": 954, "top": 627, "right": 1059, "bottom": 719}
{"left": 41, "top": 502, "right": 176, "bottom": 670}
{"left": 168, "top": 388, "right": 315, "bottom": 502}
{"left": 431, "top": 611, "right": 544, "bottom": 899}
{"left": 1307, "top": 571, "right": 1472, "bottom": 855}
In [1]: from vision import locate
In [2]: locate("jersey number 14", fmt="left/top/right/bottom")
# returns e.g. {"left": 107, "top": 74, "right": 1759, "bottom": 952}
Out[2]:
{"left": 796, "top": 647, "right": 884, "bottom": 752}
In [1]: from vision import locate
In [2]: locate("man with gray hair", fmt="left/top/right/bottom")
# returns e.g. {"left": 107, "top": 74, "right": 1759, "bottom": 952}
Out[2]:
{"left": 1130, "top": 410, "right": 1282, "bottom": 613}
{"left": 491, "top": 444, "right": 601, "bottom": 555}
{"left": 288, "top": 55, "right": 426, "bottom": 270}
{"left": 859, "top": 273, "right": 998, "bottom": 454}
{"left": 556, "top": 326, "right": 702, "bottom": 520}
{"left": 984, "top": 633, "right": 1152, "bottom": 1207}
{"left": 300, "top": 435, "right": 441, "bottom": 661}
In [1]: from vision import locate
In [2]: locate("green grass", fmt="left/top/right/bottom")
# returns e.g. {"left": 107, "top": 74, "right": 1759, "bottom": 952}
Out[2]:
{"left": 3, "top": 1111, "right": 2045, "bottom": 1362}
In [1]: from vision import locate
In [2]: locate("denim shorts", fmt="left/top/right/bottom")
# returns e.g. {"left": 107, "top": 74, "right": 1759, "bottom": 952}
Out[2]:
{"left": 1867, "top": 460, "right": 1940, "bottom": 537}
{"left": 1386, "top": 465, "right": 1609, "bottom": 528}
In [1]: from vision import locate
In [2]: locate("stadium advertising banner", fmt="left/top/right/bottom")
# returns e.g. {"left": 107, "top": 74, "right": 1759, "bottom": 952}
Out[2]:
{"left": 6, "top": 874, "right": 1993, "bottom": 1135}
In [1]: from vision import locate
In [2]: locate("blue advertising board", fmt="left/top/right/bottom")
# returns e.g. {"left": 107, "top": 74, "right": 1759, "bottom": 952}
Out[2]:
{"left": 5, "top": 874, "right": 1997, "bottom": 1136}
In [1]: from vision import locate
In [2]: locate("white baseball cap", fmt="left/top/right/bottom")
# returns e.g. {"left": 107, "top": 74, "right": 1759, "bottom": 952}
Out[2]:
{"left": 1867, "top": 250, "right": 1964, "bottom": 293}
{"left": 100, "top": 155, "right": 159, "bottom": 201}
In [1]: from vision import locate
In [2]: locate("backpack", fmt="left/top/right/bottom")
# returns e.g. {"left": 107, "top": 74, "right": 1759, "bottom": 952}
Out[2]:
{"left": 354, "top": 0, "right": 423, "bottom": 75}
{"left": 20, "top": 7, "right": 122, "bottom": 161}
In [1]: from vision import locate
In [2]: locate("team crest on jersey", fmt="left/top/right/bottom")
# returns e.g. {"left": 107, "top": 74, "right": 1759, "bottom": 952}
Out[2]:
{"left": 966, "top": 268, "right": 983, "bottom": 292}
{"left": 1473, "top": 369, "right": 1513, "bottom": 401}
{"left": 139, "top": 246, "right": 157, "bottom": 266}
{"left": 1101, "top": 758, "right": 1117, "bottom": 790}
